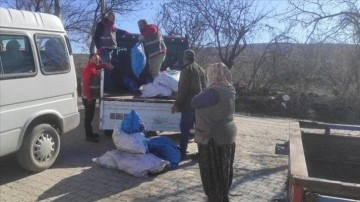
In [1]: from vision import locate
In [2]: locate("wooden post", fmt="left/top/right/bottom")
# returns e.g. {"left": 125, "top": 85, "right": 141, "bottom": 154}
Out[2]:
{"left": 101, "top": 0, "right": 106, "bottom": 19}
{"left": 324, "top": 126, "right": 330, "bottom": 135}
{"left": 289, "top": 183, "right": 304, "bottom": 202}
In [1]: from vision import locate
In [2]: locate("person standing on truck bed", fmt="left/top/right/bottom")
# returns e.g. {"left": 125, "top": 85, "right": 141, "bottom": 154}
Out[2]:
{"left": 137, "top": 19, "right": 167, "bottom": 79}
{"left": 171, "top": 49, "right": 207, "bottom": 160}
{"left": 191, "top": 62, "right": 237, "bottom": 202}
{"left": 82, "top": 53, "right": 113, "bottom": 142}
{"left": 94, "top": 11, "right": 117, "bottom": 63}
{"left": 93, "top": 11, "right": 128, "bottom": 92}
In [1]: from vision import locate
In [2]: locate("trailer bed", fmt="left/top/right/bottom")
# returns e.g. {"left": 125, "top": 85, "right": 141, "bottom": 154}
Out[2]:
{"left": 289, "top": 122, "right": 360, "bottom": 201}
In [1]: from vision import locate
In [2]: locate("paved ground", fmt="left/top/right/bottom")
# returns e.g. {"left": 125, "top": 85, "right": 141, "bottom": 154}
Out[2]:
{"left": 0, "top": 102, "right": 295, "bottom": 202}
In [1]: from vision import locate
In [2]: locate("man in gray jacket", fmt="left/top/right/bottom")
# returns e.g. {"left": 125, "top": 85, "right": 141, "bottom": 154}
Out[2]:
{"left": 171, "top": 49, "right": 207, "bottom": 160}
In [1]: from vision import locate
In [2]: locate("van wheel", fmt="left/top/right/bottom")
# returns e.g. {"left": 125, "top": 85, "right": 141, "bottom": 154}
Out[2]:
{"left": 17, "top": 124, "right": 60, "bottom": 172}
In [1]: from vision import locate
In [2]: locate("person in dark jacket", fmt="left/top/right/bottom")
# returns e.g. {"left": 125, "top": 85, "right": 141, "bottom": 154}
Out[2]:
{"left": 171, "top": 49, "right": 207, "bottom": 159}
{"left": 94, "top": 12, "right": 128, "bottom": 92}
{"left": 94, "top": 11, "right": 117, "bottom": 63}
{"left": 138, "top": 19, "right": 167, "bottom": 79}
{"left": 82, "top": 53, "right": 113, "bottom": 142}
{"left": 191, "top": 62, "right": 237, "bottom": 202}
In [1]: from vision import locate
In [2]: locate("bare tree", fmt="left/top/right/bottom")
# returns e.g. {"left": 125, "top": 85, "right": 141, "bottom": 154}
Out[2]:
{"left": 1, "top": 0, "right": 142, "bottom": 53}
{"left": 54, "top": 0, "right": 60, "bottom": 17}
{"left": 287, "top": 0, "right": 360, "bottom": 96}
{"left": 157, "top": 1, "right": 208, "bottom": 51}
{"left": 158, "top": 0, "right": 270, "bottom": 69}
{"left": 287, "top": 0, "right": 360, "bottom": 43}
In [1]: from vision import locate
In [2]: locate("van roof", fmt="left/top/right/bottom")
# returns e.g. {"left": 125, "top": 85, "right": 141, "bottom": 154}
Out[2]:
{"left": 0, "top": 7, "right": 65, "bottom": 33}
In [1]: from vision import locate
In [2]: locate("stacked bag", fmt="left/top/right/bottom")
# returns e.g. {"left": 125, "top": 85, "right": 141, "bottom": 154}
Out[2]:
{"left": 140, "top": 69, "right": 181, "bottom": 98}
{"left": 129, "top": 41, "right": 181, "bottom": 98}
{"left": 93, "top": 110, "right": 181, "bottom": 177}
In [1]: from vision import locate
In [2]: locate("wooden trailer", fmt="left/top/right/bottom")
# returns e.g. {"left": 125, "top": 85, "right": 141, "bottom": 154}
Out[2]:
{"left": 288, "top": 121, "right": 360, "bottom": 201}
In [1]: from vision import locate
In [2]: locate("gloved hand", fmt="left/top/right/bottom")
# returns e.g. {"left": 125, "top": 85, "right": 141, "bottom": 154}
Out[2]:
{"left": 96, "top": 48, "right": 102, "bottom": 55}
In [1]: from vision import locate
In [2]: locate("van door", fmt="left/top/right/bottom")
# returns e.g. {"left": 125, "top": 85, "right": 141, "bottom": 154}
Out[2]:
{"left": 0, "top": 33, "right": 37, "bottom": 156}
{"left": 0, "top": 33, "right": 79, "bottom": 172}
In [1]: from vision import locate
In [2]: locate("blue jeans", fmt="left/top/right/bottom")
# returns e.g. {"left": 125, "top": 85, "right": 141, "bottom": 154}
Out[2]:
{"left": 180, "top": 112, "right": 195, "bottom": 158}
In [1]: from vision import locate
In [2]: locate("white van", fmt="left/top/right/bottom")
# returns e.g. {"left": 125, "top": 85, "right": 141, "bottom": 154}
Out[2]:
{"left": 0, "top": 8, "right": 80, "bottom": 172}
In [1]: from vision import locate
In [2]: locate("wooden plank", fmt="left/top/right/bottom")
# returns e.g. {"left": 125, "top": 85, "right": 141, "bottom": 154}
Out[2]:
{"left": 293, "top": 176, "right": 360, "bottom": 200}
{"left": 299, "top": 120, "right": 326, "bottom": 129}
{"left": 317, "top": 195, "right": 358, "bottom": 202}
{"left": 324, "top": 124, "right": 360, "bottom": 131}
{"left": 289, "top": 122, "right": 308, "bottom": 178}
{"left": 299, "top": 120, "right": 360, "bottom": 131}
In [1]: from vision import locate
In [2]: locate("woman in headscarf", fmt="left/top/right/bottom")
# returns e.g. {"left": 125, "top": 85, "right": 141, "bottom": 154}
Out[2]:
{"left": 191, "top": 62, "right": 237, "bottom": 202}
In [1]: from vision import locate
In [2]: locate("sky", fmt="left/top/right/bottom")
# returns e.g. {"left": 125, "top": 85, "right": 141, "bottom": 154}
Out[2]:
{"left": 1, "top": 0, "right": 348, "bottom": 53}
{"left": 116, "top": 0, "right": 288, "bottom": 34}
{"left": 111, "top": 0, "right": 353, "bottom": 46}
{"left": 0, "top": 0, "right": 295, "bottom": 53}
{"left": 72, "top": 0, "right": 163, "bottom": 53}
{"left": 118, "top": 0, "right": 163, "bottom": 34}
{"left": 71, "top": 0, "right": 290, "bottom": 53}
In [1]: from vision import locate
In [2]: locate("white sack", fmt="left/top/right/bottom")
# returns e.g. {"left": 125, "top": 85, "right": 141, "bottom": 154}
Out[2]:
{"left": 153, "top": 70, "right": 180, "bottom": 92}
{"left": 112, "top": 128, "right": 148, "bottom": 154}
{"left": 92, "top": 151, "right": 118, "bottom": 169}
{"left": 139, "top": 83, "right": 172, "bottom": 98}
{"left": 94, "top": 150, "right": 169, "bottom": 178}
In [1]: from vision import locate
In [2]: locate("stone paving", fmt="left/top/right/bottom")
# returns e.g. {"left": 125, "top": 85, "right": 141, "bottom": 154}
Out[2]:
{"left": 0, "top": 103, "right": 295, "bottom": 202}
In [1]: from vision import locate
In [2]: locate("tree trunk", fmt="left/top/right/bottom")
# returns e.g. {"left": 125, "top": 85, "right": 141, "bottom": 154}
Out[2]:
{"left": 54, "top": 0, "right": 61, "bottom": 17}
{"left": 43, "top": 0, "right": 49, "bottom": 13}
{"left": 34, "top": 0, "right": 42, "bottom": 12}
{"left": 89, "top": 39, "right": 95, "bottom": 54}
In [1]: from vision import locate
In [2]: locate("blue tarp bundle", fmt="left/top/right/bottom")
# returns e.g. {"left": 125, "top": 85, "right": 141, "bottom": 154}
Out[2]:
{"left": 122, "top": 75, "right": 140, "bottom": 92}
{"left": 148, "top": 136, "right": 181, "bottom": 169}
{"left": 120, "top": 110, "right": 145, "bottom": 134}
{"left": 131, "top": 42, "right": 146, "bottom": 78}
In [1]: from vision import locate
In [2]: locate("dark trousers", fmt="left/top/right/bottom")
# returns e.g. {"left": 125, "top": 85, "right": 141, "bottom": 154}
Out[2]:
{"left": 179, "top": 111, "right": 195, "bottom": 157}
{"left": 82, "top": 98, "right": 96, "bottom": 137}
{"left": 101, "top": 48, "right": 115, "bottom": 93}
{"left": 198, "top": 139, "right": 236, "bottom": 202}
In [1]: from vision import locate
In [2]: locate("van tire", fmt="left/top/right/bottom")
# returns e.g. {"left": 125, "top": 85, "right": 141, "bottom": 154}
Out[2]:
{"left": 17, "top": 124, "right": 60, "bottom": 172}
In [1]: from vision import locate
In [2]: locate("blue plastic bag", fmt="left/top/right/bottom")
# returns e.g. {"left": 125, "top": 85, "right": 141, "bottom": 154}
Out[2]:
{"left": 122, "top": 74, "right": 140, "bottom": 92}
{"left": 148, "top": 136, "right": 181, "bottom": 169}
{"left": 120, "top": 110, "right": 145, "bottom": 134}
{"left": 131, "top": 42, "right": 146, "bottom": 78}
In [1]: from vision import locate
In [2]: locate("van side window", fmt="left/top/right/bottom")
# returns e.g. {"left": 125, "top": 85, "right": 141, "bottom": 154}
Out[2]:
{"left": 36, "top": 35, "right": 70, "bottom": 74}
{"left": 0, "top": 35, "right": 36, "bottom": 77}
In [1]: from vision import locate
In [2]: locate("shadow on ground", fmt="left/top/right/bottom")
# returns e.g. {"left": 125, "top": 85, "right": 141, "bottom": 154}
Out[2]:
{"left": 0, "top": 153, "right": 35, "bottom": 185}
{"left": 36, "top": 166, "right": 154, "bottom": 201}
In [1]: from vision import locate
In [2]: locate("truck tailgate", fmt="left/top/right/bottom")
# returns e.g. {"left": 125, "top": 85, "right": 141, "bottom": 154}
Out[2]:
{"left": 100, "top": 94, "right": 181, "bottom": 132}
